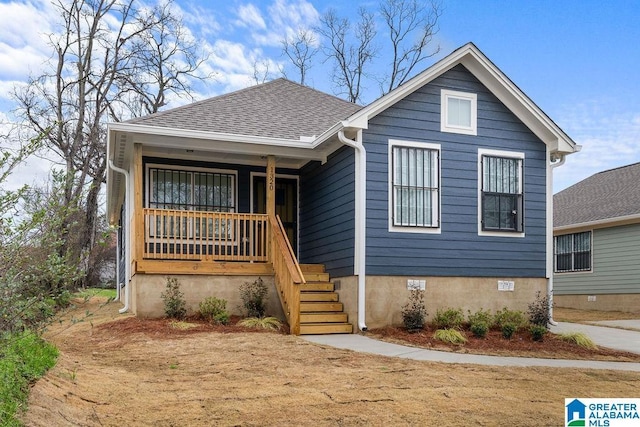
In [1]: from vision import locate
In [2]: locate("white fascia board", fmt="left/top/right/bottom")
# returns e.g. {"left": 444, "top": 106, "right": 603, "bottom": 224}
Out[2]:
{"left": 554, "top": 214, "right": 640, "bottom": 233}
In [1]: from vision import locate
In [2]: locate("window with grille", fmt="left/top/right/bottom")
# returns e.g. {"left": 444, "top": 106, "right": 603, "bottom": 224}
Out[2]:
{"left": 481, "top": 154, "right": 523, "bottom": 233}
{"left": 390, "top": 142, "right": 440, "bottom": 230}
{"left": 555, "top": 232, "right": 591, "bottom": 273}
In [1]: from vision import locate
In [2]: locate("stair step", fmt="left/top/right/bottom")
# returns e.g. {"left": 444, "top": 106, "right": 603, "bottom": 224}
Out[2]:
{"left": 303, "top": 272, "right": 330, "bottom": 282}
{"left": 299, "top": 323, "right": 353, "bottom": 335}
{"left": 300, "top": 282, "right": 334, "bottom": 292}
{"left": 300, "top": 302, "right": 343, "bottom": 313}
{"left": 300, "top": 312, "right": 348, "bottom": 323}
{"left": 299, "top": 264, "right": 325, "bottom": 273}
{"left": 300, "top": 292, "right": 338, "bottom": 302}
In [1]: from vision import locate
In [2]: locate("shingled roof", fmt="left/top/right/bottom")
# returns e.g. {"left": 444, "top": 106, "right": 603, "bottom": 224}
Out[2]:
{"left": 126, "top": 78, "right": 363, "bottom": 140}
{"left": 554, "top": 162, "right": 640, "bottom": 227}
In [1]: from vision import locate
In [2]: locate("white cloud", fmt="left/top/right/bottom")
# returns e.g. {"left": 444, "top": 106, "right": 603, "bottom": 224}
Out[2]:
{"left": 236, "top": 4, "right": 266, "bottom": 30}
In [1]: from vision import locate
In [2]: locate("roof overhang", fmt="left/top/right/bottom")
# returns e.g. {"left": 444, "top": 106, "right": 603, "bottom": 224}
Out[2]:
{"left": 554, "top": 213, "right": 640, "bottom": 234}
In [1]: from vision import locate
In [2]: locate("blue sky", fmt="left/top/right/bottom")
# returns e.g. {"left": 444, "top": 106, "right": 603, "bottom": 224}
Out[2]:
{"left": 0, "top": 0, "right": 639, "bottom": 192}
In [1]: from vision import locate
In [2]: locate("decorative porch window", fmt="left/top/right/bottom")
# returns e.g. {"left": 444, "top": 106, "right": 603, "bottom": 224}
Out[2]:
{"left": 479, "top": 151, "right": 524, "bottom": 234}
{"left": 554, "top": 231, "right": 591, "bottom": 273}
{"left": 390, "top": 141, "right": 440, "bottom": 231}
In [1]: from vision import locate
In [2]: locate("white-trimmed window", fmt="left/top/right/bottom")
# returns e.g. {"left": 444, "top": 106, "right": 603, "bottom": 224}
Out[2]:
{"left": 478, "top": 149, "right": 524, "bottom": 236}
{"left": 441, "top": 89, "right": 477, "bottom": 135}
{"left": 389, "top": 140, "right": 440, "bottom": 233}
{"left": 555, "top": 231, "right": 592, "bottom": 273}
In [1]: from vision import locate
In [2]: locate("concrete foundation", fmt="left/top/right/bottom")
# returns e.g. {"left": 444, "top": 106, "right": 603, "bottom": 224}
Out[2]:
{"left": 129, "top": 273, "right": 284, "bottom": 319}
{"left": 554, "top": 294, "right": 640, "bottom": 314}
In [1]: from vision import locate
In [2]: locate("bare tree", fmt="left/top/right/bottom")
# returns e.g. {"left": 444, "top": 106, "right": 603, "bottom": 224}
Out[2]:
{"left": 380, "top": 0, "right": 442, "bottom": 94}
{"left": 317, "top": 7, "right": 377, "bottom": 103}
{"left": 12, "top": 0, "right": 209, "bottom": 288}
{"left": 281, "top": 28, "right": 319, "bottom": 86}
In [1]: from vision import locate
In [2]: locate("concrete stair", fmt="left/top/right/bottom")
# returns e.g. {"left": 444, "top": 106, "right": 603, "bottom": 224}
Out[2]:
{"left": 298, "top": 265, "right": 353, "bottom": 335}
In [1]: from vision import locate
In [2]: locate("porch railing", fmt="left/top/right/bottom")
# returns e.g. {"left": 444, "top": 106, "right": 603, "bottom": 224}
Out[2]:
{"left": 269, "top": 215, "right": 305, "bottom": 335}
{"left": 142, "top": 208, "right": 268, "bottom": 262}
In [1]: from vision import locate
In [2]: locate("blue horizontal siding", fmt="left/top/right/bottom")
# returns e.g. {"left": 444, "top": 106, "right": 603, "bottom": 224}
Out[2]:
{"left": 299, "top": 146, "right": 355, "bottom": 277}
{"left": 364, "top": 64, "right": 548, "bottom": 278}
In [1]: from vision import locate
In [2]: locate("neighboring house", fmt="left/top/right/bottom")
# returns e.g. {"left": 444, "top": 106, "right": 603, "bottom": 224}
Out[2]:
{"left": 553, "top": 162, "right": 640, "bottom": 312}
{"left": 106, "top": 43, "right": 579, "bottom": 334}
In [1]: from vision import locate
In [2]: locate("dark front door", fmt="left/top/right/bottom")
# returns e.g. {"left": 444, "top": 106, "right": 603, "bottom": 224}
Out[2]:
{"left": 253, "top": 176, "right": 298, "bottom": 254}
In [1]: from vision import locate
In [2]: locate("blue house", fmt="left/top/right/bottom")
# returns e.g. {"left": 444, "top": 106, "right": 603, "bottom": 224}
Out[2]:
{"left": 106, "top": 43, "right": 579, "bottom": 334}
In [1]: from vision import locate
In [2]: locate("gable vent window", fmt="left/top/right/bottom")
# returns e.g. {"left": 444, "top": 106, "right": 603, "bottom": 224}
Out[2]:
{"left": 390, "top": 142, "right": 440, "bottom": 231}
{"left": 480, "top": 153, "right": 523, "bottom": 233}
{"left": 555, "top": 231, "right": 592, "bottom": 273}
{"left": 441, "top": 89, "right": 477, "bottom": 135}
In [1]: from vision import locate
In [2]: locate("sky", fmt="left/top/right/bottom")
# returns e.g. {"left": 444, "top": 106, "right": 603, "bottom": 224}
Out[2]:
{"left": 0, "top": 0, "right": 639, "bottom": 193}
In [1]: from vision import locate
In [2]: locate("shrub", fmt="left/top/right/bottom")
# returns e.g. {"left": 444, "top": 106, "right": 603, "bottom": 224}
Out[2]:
{"left": 198, "top": 297, "right": 230, "bottom": 325}
{"left": 401, "top": 289, "right": 427, "bottom": 331}
{"left": 238, "top": 316, "right": 282, "bottom": 330}
{"left": 528, "top": 291, "right": 552, "bottom": 328}
{"left": 239, "top": 278, "right": 268, "bottom": 318}
{"left": 433, "top": 307, "right": 465, "bottom": 330}
{"left": 433, "top": 329, "right": 467, "bottom": 345}
{"left": 558, "top": 332, "right": 598, "bottom": 350}
{"left": 470, "top": 321, "right": 489, "bottom": 338}
{"left": 501, "top": 322, "right": 517, "bottom": 339}
{"left": 160, "top": 277, "right": 186, "bottom": 320}
{"left": 530, "top": 324, "right": 548, "bottom": 341}
{"left": 493, "top": 307, "right": 526, "bottom": 331}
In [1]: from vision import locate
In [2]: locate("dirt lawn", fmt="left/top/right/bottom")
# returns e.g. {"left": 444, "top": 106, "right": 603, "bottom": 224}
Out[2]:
{"left": 23, "top": 298, "right": 640, "bottom": 426}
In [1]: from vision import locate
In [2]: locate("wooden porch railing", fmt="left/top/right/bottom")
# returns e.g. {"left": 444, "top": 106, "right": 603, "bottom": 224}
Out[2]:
{"left": 142, "top": 208, "right": 268, "bottom": 262}
{"left": 269, "top": 215, "right": 305, "bottom": 335}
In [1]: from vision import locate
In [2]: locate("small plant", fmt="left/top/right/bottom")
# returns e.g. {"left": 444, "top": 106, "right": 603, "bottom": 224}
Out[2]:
{"left": 468, "top": 308, "right": 493, "bottom": 338}
{"left": 528, "top": 291, "right": 552, "bottom": 328}
{"left": 501, "top": 322, "right": 517, "bottom": 339}
{"left": 401, "top": 289, "right": 427, "bottom": 331}
{"left": 198, "top": 297, "right": 230, "bottom": 325}
{"left": 433, "top": 329, "right": 467, "bottom": 345}
{"left": 493, "top": 307, "right": 526, "bottom": 331}
{"left": 470, "top": 321, "right": 489, "bottom": 338}
{"left": 433, "top": 307, "right": 465, "bottom": 330}
{"left": 530, "top": 324, "right": 548, "bottom": 341}
{"left": 239, "top": 277, "right": 268, "bottom": 318}
{"left": 238, "top": 316, "right": 282, "bottom": 330}
{"left": 161, "top": 277, "right": 186, "bottom": 320}
{"left": 558, "top": 332, "right": 598, "bottom": 350}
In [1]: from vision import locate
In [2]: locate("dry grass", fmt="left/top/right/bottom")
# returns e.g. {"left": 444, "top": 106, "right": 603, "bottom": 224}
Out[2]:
{"left": 554, "top": 307, "right": 640, "bottom": 322}
{"left": 21, "top": 298, "right": 640, "bottom": 426}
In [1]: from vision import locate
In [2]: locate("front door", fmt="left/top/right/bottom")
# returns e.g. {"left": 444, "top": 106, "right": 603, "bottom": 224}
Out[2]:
{"left": 253, "top": 176, "right": 298, "bottom": 254}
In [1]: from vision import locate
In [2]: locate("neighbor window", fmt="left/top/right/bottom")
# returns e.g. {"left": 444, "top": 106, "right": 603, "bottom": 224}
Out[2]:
{"left": 389, "top": 140, "right": 440, "bottom": 232}
{"left": 555, "top": 232, "right": 592, "bottom": 273}
{"left": 479, "top": 150, "right": 524, "bottom": 235}
{"left": 441, "top": 89, "right": 477, "bottom": 135}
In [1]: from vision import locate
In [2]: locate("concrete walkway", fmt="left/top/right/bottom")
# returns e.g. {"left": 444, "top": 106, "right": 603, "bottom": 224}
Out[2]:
{"left": 303, "top": 321, "right": 640, "bottom": 372}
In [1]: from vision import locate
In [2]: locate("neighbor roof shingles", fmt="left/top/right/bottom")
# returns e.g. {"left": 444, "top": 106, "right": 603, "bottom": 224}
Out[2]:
{"left": 554, "top": 162, "right": 640, "bottom": 227}
{"left": 126, "top": 78, "right": 363, "bottom": 140}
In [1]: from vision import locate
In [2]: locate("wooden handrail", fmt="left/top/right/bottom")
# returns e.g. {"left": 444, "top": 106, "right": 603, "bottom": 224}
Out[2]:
{"left": 269, "top": 214, "right": 305, "bottom": 335}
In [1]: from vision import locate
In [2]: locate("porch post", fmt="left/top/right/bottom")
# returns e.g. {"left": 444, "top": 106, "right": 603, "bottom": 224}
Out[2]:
{"left": 266, "top": 155, "right": 276, "bottom": 219}
{"left": 133, "top": 143, "right": 143, "bottom": 270}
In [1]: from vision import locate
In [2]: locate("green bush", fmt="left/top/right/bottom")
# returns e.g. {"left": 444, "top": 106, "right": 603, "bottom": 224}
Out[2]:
{"left": 239, "top": 277, "right": 268, "bottom": 318}
{"left": 198, "top": 297, "right": 230, "bottom": 325}
{"left": 401, "top": 289, "right": 427, "bottom": 331}
{"left": 433, "top": 307, "right": 465, "bottom": 330}
{"left": 470, "top": 321, "right": 489, "bottom": 338}
{"left": 467, "top": 308, "right": 494, "bottom": 329}
{"left": 160, "top": 277, "right": 186, "bottom": 320}
{"left": 433, "top": 328, "right": 467, "bottom": 345}
{"left": 530, "top": 324, "right": 548, "bottom": 341}
{"left": 528, "top": 291, "right": 551, "bottom": 328}
{"left": 501, "top": 322, "right": 517, "bottom": 339}
{"left": 0, "top": 331, "right": 58, "bottom": 426}
{"left": 493, "top": 307, "right": 526, "bottom": 331}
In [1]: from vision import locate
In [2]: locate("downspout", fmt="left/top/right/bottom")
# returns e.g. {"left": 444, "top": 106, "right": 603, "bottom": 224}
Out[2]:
{"left": 338, "top": 129, "right": 368, "bottom": 332}
{"left": 108, "top": 159, "right": 130, "bottom": 314}
{"left": 547, "top": 152, "right": 566, "bottom": 326}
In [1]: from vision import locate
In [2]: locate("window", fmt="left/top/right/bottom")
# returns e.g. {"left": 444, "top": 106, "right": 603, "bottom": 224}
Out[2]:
{"left": 555, "top": 232, "right": 591, "bottom": 273}
{"left": 149, "top": 167, "right": 235, "bottom": 212}
{"left": 479, "top": 150, "right": 524, "bottom": 235}
{"left": 441, "top": 89, "right": 477, "bottom": 135}
{"left": 389, "top": 140, "right": 440, "bottom": 232}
